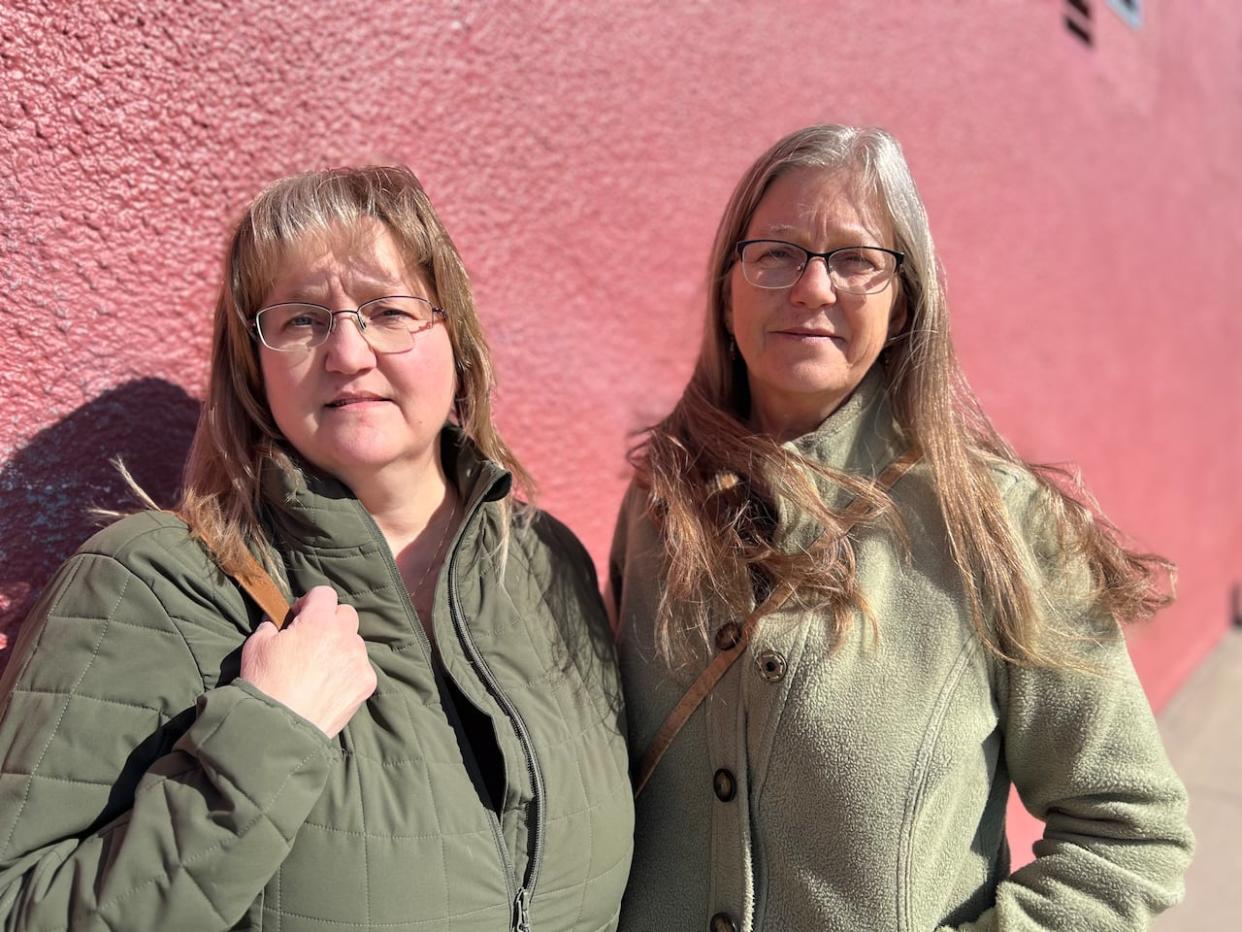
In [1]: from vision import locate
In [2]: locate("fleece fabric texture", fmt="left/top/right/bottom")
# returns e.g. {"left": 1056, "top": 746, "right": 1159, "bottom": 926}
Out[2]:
{"left": 0, "top": 429, "right": 633, "bottom": 931}
{"left": 610, "top": 371, "right": 1192, "bottom": 932}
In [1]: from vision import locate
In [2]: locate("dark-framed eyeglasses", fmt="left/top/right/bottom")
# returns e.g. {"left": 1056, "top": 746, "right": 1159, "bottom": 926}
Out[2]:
{"left": 251, "top": 295, "right": 446, "bottom": 354}
{"left": 735, "top": 240, "right": 905, "bottom": 294}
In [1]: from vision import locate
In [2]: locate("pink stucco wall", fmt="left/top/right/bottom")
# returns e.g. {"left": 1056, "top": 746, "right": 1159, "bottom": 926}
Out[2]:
{"left": 2, "top": 0, "right": 1240, "bottom": 856}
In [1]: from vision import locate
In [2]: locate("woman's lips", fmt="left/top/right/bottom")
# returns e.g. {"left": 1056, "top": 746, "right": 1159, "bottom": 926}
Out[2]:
{"left": 773, "top": 329, "right": 843, "bottom": 341}
{"left": 325, "top": 394, "right": 391, "bottom": 408}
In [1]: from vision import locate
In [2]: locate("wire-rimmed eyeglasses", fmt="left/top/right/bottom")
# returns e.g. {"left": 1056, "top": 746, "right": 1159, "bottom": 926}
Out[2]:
{"left": 251, "top": 295, "right": 446, "bottom": 354}
{"left": 735, "top": 240, "right": 905, "bottom": 294}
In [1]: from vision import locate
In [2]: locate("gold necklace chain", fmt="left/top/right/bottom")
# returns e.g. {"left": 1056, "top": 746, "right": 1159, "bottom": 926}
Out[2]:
{"left": 409, "top": 496, "right": 457, "bottom": 606}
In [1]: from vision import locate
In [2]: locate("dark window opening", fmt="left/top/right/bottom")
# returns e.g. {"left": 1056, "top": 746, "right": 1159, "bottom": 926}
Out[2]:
{"left": 1064, "top": 0, "right": 1093, "bottom": 47}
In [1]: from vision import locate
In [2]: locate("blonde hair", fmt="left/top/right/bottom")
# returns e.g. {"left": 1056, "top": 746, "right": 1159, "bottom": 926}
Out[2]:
{"left": 179, "top": 165, "right": 533, "bottom": 576}
{"left": 633, "top": 125, "right": 1171, "bottom": 666}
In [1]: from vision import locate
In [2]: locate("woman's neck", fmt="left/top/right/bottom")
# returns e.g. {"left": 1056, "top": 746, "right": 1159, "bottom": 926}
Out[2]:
{"left": 750, "top": 391, "right": 848, "bottom": 443}
{"left": 345, "top": 452, "right": 463, "bottom": 642}
{"left": 348, "top": 452, "right": 456, "bottom": 555}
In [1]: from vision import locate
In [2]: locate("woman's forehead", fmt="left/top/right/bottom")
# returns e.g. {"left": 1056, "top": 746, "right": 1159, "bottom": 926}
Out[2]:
{"left": 260, "top": 220, "right": 418, "bottom": 298}
{"left": 751, "top": 166, "right": 892, "bottom": 244}
{"left": 279, "top": 217, "right": 393, "bottom": 265}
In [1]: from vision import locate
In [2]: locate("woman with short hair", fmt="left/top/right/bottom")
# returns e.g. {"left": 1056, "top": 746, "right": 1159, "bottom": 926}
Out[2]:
{"left": 0, "top": 166, "right": 633, "bottom": 931}
{"left": 611, "top": 125, "right": 1191, "bottom": 931}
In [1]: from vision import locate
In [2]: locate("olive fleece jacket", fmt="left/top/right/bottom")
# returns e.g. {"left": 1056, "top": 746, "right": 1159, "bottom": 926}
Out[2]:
{"left": 611, "top": 372, "right": 1192, "bottom": 931}
{"left": 0, "top": 429, "right": 633, "bottom": 931}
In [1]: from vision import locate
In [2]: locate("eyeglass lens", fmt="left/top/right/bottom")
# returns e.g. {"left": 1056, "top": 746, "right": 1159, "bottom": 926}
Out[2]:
{"left": 256, "top": 297, "right": 438, "bottom": 353}
{"left": 739, "top": 242, "right": 897, "bottom": 294}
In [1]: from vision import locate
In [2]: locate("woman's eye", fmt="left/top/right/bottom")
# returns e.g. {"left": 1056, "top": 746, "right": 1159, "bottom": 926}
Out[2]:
{"left": 366, "top": 304, "right": 419, "bottom": 328}
{"left": 757, "top": 245, "right": 797, "bottom": 264}
{"left": 285, "top": 314, "right": 317, "bottom": 330}
{"left": 836, "top": 250, "right": 878, "bottom": 271}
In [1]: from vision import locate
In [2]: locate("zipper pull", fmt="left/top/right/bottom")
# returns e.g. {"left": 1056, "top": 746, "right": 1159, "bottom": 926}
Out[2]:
{"left": 512, "top": 887, "right": 531, "bottom": 932}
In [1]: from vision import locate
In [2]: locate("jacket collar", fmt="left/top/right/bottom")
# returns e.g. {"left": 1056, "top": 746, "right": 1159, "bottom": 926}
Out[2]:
{"left": 782, "top": 366, "right": 906, "bottom": 478}
{"left": 260, "top": 424, "right": 512, "bottom": 550}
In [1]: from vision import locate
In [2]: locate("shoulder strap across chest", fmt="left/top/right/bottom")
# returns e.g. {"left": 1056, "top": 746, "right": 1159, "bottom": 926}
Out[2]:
{"left": 633, "top": 447, "right": 922, "bottom": 798}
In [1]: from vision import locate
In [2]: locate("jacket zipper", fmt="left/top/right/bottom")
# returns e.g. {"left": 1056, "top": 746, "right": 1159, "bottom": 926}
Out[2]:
{"left": 512, "top": 886, "right": 531, "bottom": 932}
{"left": 447, "top": 502, "right": 546, "bottom": 932}
{"left": 355, "top": 501, "right": 527, "bottom": 923}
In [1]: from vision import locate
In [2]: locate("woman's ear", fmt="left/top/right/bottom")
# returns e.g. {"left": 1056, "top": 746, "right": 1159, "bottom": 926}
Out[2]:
{"left": 888, "top": 304, "right": 908, "bottom": 339}
{"left": 719, "top": 269, "right": 735, "bottom": 335}
{"left": 887, "top": 289, "right": 909, "bottom": 340}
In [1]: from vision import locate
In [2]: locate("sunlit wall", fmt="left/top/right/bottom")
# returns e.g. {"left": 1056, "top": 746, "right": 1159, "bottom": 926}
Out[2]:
{"left": 3, "top": 0, "right": 1238, "bottom": 769}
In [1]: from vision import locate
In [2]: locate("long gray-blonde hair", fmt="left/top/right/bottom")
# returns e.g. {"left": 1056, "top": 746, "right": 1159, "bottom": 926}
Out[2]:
{"left": 180, "top": 165, "right": 533, "bottom": 576}
{"left": 632, "top": 124, "right": 1171, "bottom": 666}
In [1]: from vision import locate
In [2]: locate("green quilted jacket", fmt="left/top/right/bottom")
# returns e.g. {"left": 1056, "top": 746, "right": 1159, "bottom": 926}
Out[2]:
{"left": 0, "top": 431, "right": 634, "bottom": 931}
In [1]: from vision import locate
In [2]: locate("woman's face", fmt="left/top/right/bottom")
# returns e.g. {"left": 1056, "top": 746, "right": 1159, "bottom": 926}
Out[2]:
{"left": 258, "top": 220, "right": 456, "bottom": 488}
{"left": 727, "top": 166, "right": 905, "bottom": 439}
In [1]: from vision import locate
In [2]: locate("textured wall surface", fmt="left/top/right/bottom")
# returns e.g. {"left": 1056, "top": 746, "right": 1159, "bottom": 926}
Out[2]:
{"left": 2, "top": 0, "right": 1239, "bottom": 844}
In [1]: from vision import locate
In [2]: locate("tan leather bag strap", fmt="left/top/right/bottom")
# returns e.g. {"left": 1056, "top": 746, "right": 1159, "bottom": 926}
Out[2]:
{"left": 633, "top": 448, "right": 922, "bottom": 798}
{"left": 229, "top": 546, "right": 294, "bottom": 629}
{"left": 175, "top": 513, "right": 293, "bottom": 629}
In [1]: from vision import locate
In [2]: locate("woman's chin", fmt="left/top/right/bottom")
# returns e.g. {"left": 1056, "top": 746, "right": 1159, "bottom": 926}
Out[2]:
{"left": 301, "top": 440, "right": 430, "bottom": 484}
{"left": 752, "top": 364, "right": 859, "bottom": 403}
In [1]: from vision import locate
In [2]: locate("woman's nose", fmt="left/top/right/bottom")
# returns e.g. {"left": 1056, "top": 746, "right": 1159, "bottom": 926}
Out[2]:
{"left": 323, "top": 312, "right": 377, "bottom": 372}
{"left": 790, "top": 256, "right": 838, "bottom": 307}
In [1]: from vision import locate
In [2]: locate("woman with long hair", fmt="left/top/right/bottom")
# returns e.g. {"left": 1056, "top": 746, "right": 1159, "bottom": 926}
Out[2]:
{"left": 611, "top": 125, "right": 1191, "bottom": 930}
{"left": 0, "top": 166, "right": 632, "bottom": 930}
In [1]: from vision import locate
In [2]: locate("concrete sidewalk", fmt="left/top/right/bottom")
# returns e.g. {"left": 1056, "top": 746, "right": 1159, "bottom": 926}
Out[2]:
{"left": 1154, "top": 628, "right": 1242, "bottom": 929}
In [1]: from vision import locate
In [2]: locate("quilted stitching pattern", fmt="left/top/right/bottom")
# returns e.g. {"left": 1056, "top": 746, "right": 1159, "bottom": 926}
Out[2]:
{"left": 0, "top": 519, "right": 339, "bottom": 931}
{"left": 0, "top": 490, "right": 633, "bottom": 931}
{"left": 263, "top": 509, "right": 631, "bottom": 930}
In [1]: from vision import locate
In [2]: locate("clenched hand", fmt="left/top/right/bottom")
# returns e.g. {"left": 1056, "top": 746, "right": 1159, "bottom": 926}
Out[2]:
{"left": 240, "top": 585, "right": 378, "bottom": 738}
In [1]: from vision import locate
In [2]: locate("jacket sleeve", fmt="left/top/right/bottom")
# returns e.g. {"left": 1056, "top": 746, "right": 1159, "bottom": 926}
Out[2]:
{"left": 527, "top": 509, "right": 627, "bottom": 739}
{"left": 0, "top": 549, "right": 338, "bottom": 932}
{"left": 945, "top": 484, "right": 1193, "bottom": 930}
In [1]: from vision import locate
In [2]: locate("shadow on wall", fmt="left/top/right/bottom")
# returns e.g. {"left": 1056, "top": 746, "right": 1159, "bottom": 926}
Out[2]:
{"left": 0, "top": 378, "right": 200, "bottom": 666}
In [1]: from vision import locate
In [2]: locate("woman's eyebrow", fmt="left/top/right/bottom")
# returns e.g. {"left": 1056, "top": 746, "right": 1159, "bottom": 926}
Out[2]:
{"left": 267, "top": 285, "right": 330, "bottom": 304}
{"left": 345, "top": 269, "right": 409, "bottom": 290}
{"left": 272, "top": 273, "right": 409, "bottom": 304}
{"left": 758, "top": 223, "right": 880, "bottom": 241}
